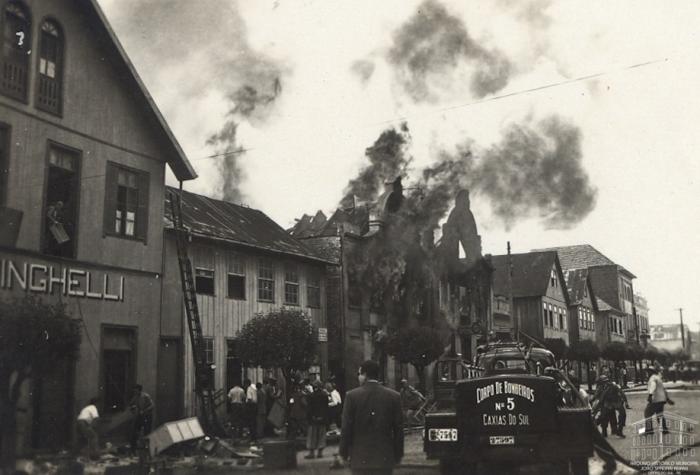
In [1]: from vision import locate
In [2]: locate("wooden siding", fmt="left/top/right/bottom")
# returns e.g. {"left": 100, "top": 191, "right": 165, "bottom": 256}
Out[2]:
{"left": 163, "top": 236, "right": 329, "bottom": 415}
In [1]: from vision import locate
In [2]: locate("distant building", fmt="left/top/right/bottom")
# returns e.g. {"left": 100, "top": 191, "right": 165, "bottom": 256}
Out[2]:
{"left": 163, "top": 187, "right": 332, "bottom": 419}
{"left": 634, "top": 293, "right": 651, "bottom": 346}
{"left": 649, "top": 323, "right": 692, "bottom": 354}
{"left": 491, "top": 251, "right": 570, "bottom": 346}
{"left": 564, "top": 269, "right": 599, "bottom": 345}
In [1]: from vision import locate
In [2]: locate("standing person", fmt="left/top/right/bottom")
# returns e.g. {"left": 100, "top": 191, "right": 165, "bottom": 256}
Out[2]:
{"left": 590, "top": 375, "right": 617, "bottom": 437}
{"left": 326, "top": 382, "right": 342, "bottom": 430}
{"left": 611, "top": 381, "right": 631, "bottom": 437}
{"left": 340, "top": 361, "right": 404, "bottom": 474}
{"left": 305, "top": 381, "right": 329, "bottom": 459}
{"left": 76, "top": 398, "right": 100, "bottom": 460}
{"left": 645, "top": 367, "right": 674, "bottom": 435}
{"left": 256, "top": 382, "right": 267, "bottom": 440}
{"left": 244, "top": 378, "right": 258, "bottom": 441}
{"left": 621, "top": 366, "right": 628, "bottom": 387}
{"left": 288, "top": 383, "right": 308, "bottom": 438}
{"left": 227, "top": 383, "right": 245, "bottom": 437}
{"left": 129, "top": 384, "right": 154, "bottom": 453}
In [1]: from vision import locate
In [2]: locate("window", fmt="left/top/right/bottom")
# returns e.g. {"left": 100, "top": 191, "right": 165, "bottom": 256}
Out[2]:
{"left": 195, "top": 267, "right": 214, "bottom": 295}
{"left": 307, "top": 272, "right": 321, "bottom": 308}
{"left": 1, "top": 2, "right": 31, "bottom": 101}
{"left": 257, "top": 259, "right": 274, "bottom": 301}
{"left": 103, "top": 162, "right": 149, "bottom": 241}
{"left": 227, "top": 254, "right": 245, "bottom": 300}
{"left": 36, "top": 20, "right": 63, "bottom": 115}
{"left": 284, "top": 265, "right": 299, "bottom": 305}
{"left": 550, "top": 270, "right": 557, "bottom": 287}
{"left": 43, "top": 144, "right": 79, "bottom": 258}
{"left": 0, "top": 125, "right": 8, "bottom": 204}
{"left": 543, "top": 303, "right": 548, "bottom": 328}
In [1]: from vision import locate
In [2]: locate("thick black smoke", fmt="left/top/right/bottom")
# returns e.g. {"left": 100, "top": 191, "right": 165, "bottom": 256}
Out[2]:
{"left": 344, "top": 123, "right": 412, "bottom": 203}
{"left": 473, "top": 116, "right": 597, "bottom": 229}
{"left": 386, "top": 0, "right": 512, "bottom": 102}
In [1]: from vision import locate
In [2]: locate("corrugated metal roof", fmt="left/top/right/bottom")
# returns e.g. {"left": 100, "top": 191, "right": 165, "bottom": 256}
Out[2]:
{"left": 491, "top": 251, "right": 559, "bottom": 298}
{"left": 164, "top": 187, "right": 332, "bottom": 264}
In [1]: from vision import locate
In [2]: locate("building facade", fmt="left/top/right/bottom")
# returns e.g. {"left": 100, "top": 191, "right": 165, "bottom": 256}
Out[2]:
{"left": 649, "top": 323, "right": 692, "bottom": 354}
{"left": 564, "top": 269, "right": 598, "bottom": 345}
{"left": 0, "top": 0, "right": 195, "bottom": 451}
{"left": 162, "top": 188, "right": 331, "bottom": 417}
{"left": 491, "top": 251, "right": 570, "bottom": 346}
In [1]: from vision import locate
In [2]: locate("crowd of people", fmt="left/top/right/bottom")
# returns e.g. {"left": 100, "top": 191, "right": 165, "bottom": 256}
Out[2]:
{"left": 226, "top": 376, "right": 343, "bottom": 458}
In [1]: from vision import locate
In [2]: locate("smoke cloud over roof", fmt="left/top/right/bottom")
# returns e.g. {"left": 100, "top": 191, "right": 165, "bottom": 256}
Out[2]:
{"left": 386, "top": 0, "right": 512, "bottom": 102}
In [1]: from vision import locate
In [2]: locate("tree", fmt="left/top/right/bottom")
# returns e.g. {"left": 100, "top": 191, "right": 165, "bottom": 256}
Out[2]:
{"left": 385, "top": 326, "right": 445, "bottom": 394}
{"left": 236, "top": 308, "right": 316, "bottom": 386}
{"left": 0, "top": 297, "right": 81, "bottom": 470}
{"left": 544, "top": 338, "right": 569, "bottom": 367}
{"left": 568, "top": 339, "right": 600, "bottom": 391}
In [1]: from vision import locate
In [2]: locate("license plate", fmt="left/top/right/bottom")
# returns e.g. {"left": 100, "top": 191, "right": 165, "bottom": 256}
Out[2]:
{"left": 428, "top": 428, "right": 458, "bottom": 442}
{"left": 489, "top": 436, "right": 515, "bottom": 446}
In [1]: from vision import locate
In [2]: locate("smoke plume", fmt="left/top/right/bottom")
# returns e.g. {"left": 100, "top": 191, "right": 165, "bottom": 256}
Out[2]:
{"left": 343, "top": 123, "right": 413, "bottom": 203}
{"left": 386, "top": 0, "right": 512, "bottom": 102}
{"left": 105, "top": 0, "right": 286, "bottom": 202}
{"left": 473, "top": 116, "right": 597, "bottom": 229}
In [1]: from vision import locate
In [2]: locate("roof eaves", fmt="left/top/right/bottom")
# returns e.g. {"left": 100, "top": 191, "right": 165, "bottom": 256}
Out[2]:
{"left": 165, "top": 226, "right": 335, "bottom": 265}
{"left": 87, "top": 0, "right": 197, "bottom": 181}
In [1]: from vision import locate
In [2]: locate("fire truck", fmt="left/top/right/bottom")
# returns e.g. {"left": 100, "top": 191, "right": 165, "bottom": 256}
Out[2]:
{"left": 424, "top": 342, "right": 593, "bottom": 475}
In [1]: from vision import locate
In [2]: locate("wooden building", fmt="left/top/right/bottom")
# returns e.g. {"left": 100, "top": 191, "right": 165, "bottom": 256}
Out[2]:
{"left": 492, "top": 251, "right": 571, "bottom": 346}
{"left": 162, "top": 187, "right": 332, "bottom": 417}
{"left": 0, "top": 0, "right": 196, "bottom": 451}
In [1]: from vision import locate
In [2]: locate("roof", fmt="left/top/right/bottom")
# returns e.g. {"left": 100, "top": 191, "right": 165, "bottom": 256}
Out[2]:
{"left": 565, "top": 268, "right": 589, "bottom": 305}
{"left": 491, "top": 251, "right": 560, "bottom": 298}
{"left": 595, "top": 297, "right": 622, "bottom": 314}
{"left": 164, "top": 187, "right": 332, "bottom": 264}
{"left": 536, "top": 244, "right": 636, "bottom": 278}
{"left": 85, "top": 0, "right": 196, "bottom": 181}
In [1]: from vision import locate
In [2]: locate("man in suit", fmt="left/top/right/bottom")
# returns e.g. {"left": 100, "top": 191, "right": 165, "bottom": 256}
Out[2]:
{"left": 340, "top": 360, "right": 404, "bottom": 474}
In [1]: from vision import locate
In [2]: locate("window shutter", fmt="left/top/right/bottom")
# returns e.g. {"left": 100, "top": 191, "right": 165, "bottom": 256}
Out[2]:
{"left": 136, "top": 171, "right": 150, "bottom": 242}
{"left": 103, "top": 163, "right": 118, "bottom": 236}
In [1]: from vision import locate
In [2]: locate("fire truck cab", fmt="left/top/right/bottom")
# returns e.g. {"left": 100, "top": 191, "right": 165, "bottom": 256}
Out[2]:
{"left": 424, "top": 343, "right": 593, "bottom": 475}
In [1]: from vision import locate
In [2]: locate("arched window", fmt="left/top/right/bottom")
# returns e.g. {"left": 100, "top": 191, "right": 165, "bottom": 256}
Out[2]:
{"left": 1, "top": 1, "right": 31, "bottom": 101}
{"left": 37, "top": 19, "right": 63, "bottom": 114}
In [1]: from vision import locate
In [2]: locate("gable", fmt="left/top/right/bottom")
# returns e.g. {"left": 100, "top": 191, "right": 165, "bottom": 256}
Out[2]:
{"left": 12, "top": 0, "right": 195, "bottom": 180}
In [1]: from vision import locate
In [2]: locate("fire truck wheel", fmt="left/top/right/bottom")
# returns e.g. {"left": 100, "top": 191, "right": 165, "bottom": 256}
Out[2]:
{"left": 439, "top": 458, "right": 465, "bottom": 474}
{"left": 570, "top": 457, "right": 590, "bottom": 475}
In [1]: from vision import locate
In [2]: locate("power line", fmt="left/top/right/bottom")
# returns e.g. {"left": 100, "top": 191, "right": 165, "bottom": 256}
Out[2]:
{"left": 185, "top": 57, "right": 670, "bottom": 163}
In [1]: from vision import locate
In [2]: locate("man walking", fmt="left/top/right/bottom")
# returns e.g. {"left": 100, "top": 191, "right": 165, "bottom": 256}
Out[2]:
{"left": 340, "top": 360, "right": 404, "bottom": 474}
{"left": 305, "top": 380, "right": 329, "bottom": 459}
{"left": 129, "top": 384, "right": 154, "bottom": 453}
{"left": 645, "top": 367, "right": 674, "bottom": 434}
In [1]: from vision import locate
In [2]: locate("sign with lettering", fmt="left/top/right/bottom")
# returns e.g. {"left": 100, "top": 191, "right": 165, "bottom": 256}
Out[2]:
{"left": 0, "top": 258, "right": 125, "bottom": 302}
{"left": 456, "top": 376, "right": 557, "bottom": 435}
{"left": 318, "top": 327, "right": 327, "bottom": 342}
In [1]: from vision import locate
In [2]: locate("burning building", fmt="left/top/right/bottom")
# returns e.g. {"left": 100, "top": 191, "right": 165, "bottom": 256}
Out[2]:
{"left": 290, "top": 181, "right": 501, "bottom": 392}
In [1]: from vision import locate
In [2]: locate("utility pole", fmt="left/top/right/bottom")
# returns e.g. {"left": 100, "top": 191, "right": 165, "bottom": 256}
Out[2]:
{"left": 677, "top": 308, "right": 686, "bottom": 350}
{"left": 507, "top": 242, "right": 516, "bottom": 343}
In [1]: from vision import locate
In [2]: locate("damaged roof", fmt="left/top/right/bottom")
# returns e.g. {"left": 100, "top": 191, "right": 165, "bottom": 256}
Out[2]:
{"left": 491, "top": 251, "right": 561, "bottom": 299}
{"left": 165, "top": 187, "right": 332, "bottom": 264}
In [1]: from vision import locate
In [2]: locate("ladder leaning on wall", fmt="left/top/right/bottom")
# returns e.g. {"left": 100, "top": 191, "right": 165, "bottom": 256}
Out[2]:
{"left": 168, "top": 188, "right": 225, "bottom": 436}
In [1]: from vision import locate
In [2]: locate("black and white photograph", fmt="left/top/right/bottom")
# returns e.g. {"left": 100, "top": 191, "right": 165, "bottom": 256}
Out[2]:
{"left": 0, "top": 1, "right": 699, "bottom": 474}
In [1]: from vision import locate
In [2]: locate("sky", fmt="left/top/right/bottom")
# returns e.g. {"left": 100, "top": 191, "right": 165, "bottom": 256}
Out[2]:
{"left": 98, "top": 0, "right": 700, "bottom": 328}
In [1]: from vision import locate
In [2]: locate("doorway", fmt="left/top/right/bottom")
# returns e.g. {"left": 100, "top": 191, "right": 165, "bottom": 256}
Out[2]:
{"left": 43, "top": 144, "right": 80, "bottom": 258}
{"left": 102, "top": 327, "right": 136, "bottom": 414}
{"left": 157, "top": 338, "right": 182, "bottom": 424}
{"left": 226, "top": 339, "right": 243, "bottom": 392}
